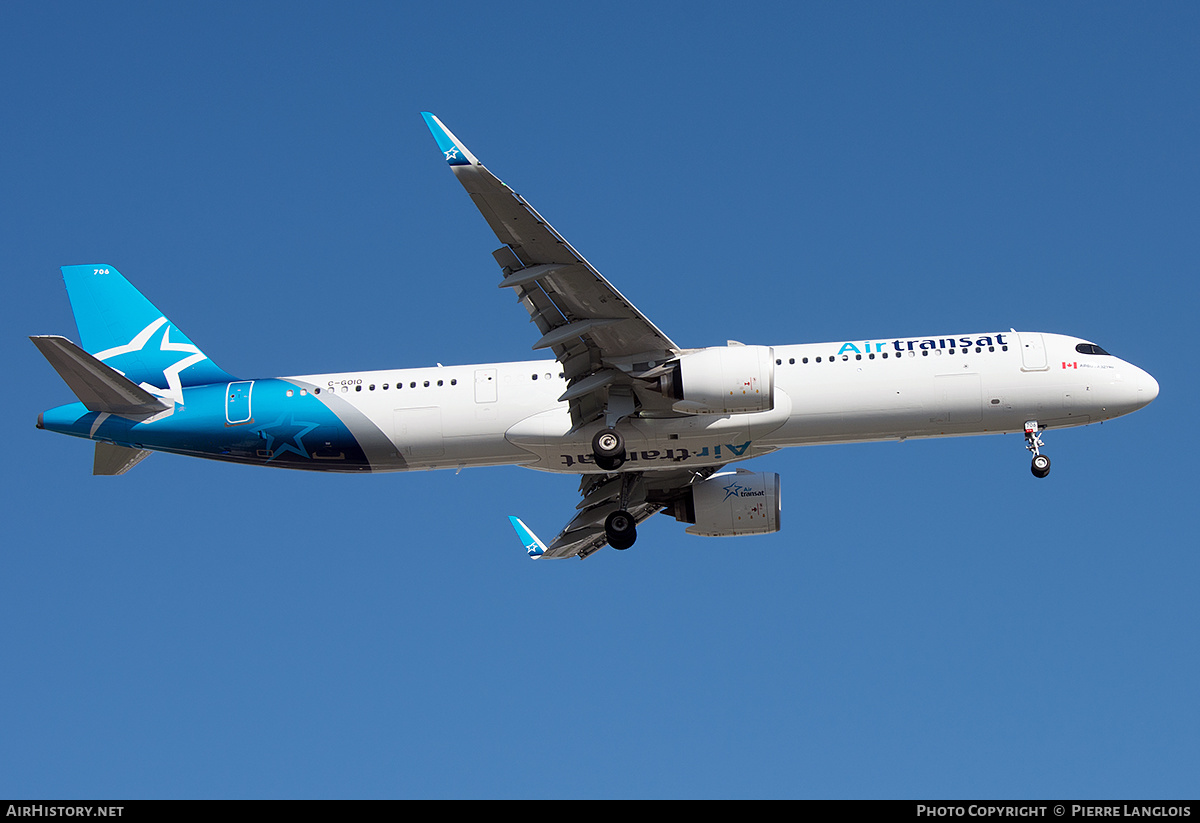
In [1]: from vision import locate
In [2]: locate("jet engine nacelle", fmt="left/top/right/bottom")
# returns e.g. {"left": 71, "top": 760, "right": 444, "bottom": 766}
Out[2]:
{"left": 663, "top": 344, "right": 775, "bottom": 414}
{"left": 668, "top": 470, "right": 781, "bottom": 537}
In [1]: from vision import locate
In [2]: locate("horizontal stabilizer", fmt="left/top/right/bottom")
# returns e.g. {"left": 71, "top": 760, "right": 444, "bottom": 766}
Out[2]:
{"left": 30, "top": 335, "right": 172, "bottom": 419}
{"left": 94, "top": 442, "right": 153, "bottom": 475}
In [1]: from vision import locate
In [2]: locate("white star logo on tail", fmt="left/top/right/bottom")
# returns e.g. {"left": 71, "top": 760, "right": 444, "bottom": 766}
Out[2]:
{"left": 93, "top": 317, "right": 208, "bottom": 405}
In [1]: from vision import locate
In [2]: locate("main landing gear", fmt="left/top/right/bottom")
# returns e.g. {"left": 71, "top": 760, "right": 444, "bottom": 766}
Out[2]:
{"left": 605, "top": 510, "right": 636, "bottom": 550}
{"left": 1024, "top": 420, "right": 1051, "bottom": 478}
{"left": 590, "top": 425, "right": 637, "bottom": 549}
{"left": 592, "top": 427, "right": 626, "bottom": 471}
{"left": 601, "top": 468, "right": 639, "bottom": 550}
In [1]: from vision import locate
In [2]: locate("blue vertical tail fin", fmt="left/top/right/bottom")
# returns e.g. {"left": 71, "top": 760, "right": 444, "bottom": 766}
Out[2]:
{"left": 60, "top": 265, "right": 235, "bottom": 401}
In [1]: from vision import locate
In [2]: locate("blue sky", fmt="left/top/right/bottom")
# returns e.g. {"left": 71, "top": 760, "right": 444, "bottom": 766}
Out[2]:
{"left": 3, "top": 1, "right": 1197, "bottom": 799}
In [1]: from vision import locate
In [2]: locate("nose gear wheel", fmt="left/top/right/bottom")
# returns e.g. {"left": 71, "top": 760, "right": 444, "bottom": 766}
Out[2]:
{"left": 1024, "top": 421, "right": 1051, "bottom": 478}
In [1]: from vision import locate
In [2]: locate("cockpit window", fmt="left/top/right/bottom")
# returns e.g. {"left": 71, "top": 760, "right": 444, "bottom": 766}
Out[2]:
{"left": 1075, "top": 343, "right": 1111, "bottom": 355}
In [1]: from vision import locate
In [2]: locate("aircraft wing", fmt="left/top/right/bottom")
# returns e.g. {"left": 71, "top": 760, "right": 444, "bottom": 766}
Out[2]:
{"left": 422, "top": 113, "right": 680, "bottom": 429}
{"left": 513, "top": 467, "right": 722, "bottom": 559}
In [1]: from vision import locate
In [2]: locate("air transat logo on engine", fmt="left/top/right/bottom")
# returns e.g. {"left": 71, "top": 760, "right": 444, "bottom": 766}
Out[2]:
{"left": 722, "top": 480, "right": 766, "bottom": 501}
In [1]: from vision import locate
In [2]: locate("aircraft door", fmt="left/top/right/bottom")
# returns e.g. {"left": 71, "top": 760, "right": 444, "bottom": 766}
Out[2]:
{"left": 475, "top": 369, "right": 497, "bottom": 403}
{"left": 225, "top": 381, "right": 254, "bottom": 425}
{"left": 1018, "top": 333, "right": 1049, "bottom": 371}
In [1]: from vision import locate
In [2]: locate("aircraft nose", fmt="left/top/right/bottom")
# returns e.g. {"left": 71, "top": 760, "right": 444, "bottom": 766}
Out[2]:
{"left": 1136, "top": 368, "right": 1159, "bottom": 409}
{"left": 1104, "top": 362, "right": 1158, "bottom": 418}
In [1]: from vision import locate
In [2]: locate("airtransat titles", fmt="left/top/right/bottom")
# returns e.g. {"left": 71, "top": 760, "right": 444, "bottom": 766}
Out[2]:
{"left": 30, "top": 113, "right": 1159, "bottom": 559}
{"left": 837, "top": 333, "right": 1009, "bottom": 356}
{"left": 560, "top": 440, "right": 753, "bottom": 468}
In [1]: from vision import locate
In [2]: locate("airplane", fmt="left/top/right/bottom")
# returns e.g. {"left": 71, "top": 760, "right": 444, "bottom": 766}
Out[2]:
{"left": 31, "top": 113, "right": 1160, "bottom": 559}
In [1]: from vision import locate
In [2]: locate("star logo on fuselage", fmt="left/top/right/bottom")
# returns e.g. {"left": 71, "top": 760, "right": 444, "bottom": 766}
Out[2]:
{"left": 253, "top": 413, "right": 319, "bottom": 461}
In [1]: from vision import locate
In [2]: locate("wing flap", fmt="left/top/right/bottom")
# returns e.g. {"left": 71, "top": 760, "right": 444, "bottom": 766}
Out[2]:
{"left": 513, "top": 467, "right": 724, "bottom": 559}
{"left": 542, "top": 502, "right": 661, "bottom": 559}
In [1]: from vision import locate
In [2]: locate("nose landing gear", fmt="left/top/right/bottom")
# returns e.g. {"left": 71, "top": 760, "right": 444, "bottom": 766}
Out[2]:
{"left": 1025, "top": 421, "right": 1051, "bottom": 478}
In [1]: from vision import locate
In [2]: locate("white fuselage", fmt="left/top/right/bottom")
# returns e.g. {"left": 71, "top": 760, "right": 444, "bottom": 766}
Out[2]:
{"left": 281, "top": 331, "right": 1158, "bottom": 474}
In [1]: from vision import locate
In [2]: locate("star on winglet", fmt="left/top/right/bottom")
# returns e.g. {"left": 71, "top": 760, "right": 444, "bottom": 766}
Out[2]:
{"left": 508, "top": 516, "right": 547, "bottom": 559}
{"left": 421, "top": 112, "right": 478, "bottom": 166}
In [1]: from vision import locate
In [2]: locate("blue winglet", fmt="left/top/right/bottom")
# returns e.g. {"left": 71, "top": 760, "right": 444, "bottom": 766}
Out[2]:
{"left": 421, "top": 112, "right": 477, "bottom": 167}
{"left": 508, "top": 516, "right": 547, "bottom": 559}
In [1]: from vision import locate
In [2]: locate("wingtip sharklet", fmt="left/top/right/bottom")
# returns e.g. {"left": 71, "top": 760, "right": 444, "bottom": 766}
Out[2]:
{"left": 507, "top": 515, "right": 546, "bottom": 559}
{"left": 421, "top": 112, "right": 478, "bottom": 167}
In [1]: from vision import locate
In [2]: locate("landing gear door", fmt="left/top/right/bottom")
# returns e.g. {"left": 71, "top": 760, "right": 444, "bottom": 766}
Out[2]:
{"left": 226, "top": 381, "right": 254, "bottom": 425}
{"left": 1018, "top": 333, "right": 1048, "bottom": 371}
